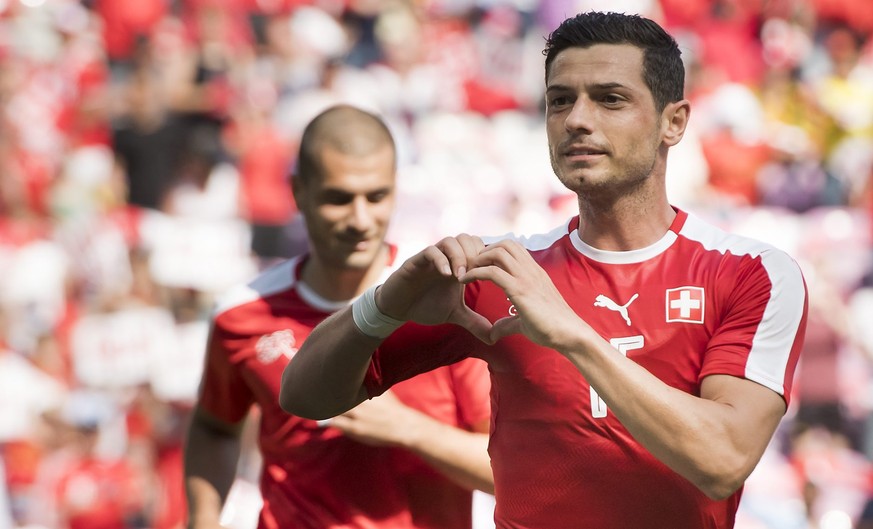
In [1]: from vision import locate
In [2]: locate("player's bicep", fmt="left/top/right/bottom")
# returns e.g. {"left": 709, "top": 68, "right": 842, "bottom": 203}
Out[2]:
{"left": 191, "top": 404, "right": 246, "bottom": 437}
{"left": 700, "top": 374, "right": 785, "bottom": 463}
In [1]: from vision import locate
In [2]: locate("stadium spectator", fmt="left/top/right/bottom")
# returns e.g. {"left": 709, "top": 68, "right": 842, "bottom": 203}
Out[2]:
{"left": 35, "top": 390, "right": 149, "bottom": 529}
{"left": 184, "top": 105, "right": 492, "bottom": 529}
{"left": 222, "top": 77, "right": 300, "bottom": 265}
{"left": 280, "top": 12, "right": 809, "bottom": 529}
{"left": 112, "top": 62, "right": 188, "bottom": 212}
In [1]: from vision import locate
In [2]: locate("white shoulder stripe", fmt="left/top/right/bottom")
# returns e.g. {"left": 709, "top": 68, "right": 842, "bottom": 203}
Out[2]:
{"left": 481, "top": 218, "right": 573, "bottom": 251}
{"left": 212, "top": 257, "right": 301, "bottom": 317}
{"left": 744, "top": 248, "right": 806, "bottom": 396}
{"left": 679, "top": 213, "right": 771, "bottom": 257}
{"left": 681, "top": 213, "right": 806, "bottom": 396}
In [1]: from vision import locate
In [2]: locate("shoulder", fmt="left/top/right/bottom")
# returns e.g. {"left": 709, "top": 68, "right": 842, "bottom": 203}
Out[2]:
{"left": 481, "top": 217, "right": 576, "bottom": 252}
{"left": 212, "top": 257, "right": 301, "bottom": 319}
{"left": 678, "top": 212, "right": 804, "bottom": 280}
{"left": 676, "top": 214, "right": 807, "bottom": 322}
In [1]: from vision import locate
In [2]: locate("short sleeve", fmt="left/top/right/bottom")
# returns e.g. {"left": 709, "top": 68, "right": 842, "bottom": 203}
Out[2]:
{"left": 197, "top": 320, "right": 256, "bottom": 423}
{"left": 701, "top": 248, "right": 808, "bottom": 403}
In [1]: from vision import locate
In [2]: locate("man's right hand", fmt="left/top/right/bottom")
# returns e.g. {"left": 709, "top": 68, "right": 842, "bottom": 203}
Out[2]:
{"left": 376, "top": 234, "right": 495, "bottom": 343}
{"left": 281, "top": 234, "right": 496, "bottom": 419}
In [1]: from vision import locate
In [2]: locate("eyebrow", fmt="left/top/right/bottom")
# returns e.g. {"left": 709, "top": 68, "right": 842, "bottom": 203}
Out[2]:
{"left": 546, "top": 82, "right": 630, "bottom": 93}
{"left": 321, "top": 186, "right": 393, "bottom": 196}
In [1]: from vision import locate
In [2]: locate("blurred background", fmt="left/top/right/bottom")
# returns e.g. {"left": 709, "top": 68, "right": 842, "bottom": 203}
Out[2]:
{"left": 0, "top": 0, "right": 871, "bottom": 528}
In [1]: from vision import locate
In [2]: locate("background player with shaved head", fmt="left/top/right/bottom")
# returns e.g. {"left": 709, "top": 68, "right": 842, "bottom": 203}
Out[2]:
{"left": 184, "top": 104, "right": 492, "bottom": 529}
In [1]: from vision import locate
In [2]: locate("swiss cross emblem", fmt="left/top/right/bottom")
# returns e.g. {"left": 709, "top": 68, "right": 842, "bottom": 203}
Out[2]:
{"left": 665, "top": 287, "right": 705, "bottom": 324}
{"left": 255, "top": 330, "right": 298, "bottom": 363}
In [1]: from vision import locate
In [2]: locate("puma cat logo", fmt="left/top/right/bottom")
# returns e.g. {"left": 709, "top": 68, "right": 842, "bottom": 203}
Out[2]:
{"left": 594, "top": 293, "right": 639, "bottom": 326}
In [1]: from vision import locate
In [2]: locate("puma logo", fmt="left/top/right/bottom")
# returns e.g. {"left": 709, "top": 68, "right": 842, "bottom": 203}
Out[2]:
{"left": 593, "top": 293, "right": 639, "bottom": 326}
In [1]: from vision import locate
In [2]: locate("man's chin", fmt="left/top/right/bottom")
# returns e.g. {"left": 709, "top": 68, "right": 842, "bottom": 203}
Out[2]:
{"left": 342, "top": 249, "right": 381, "bottom": 270}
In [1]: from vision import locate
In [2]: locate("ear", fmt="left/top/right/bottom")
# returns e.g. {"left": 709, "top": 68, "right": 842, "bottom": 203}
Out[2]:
{"left": 290, "top": 173, "right": 305, "bottom": 204}
{"left": 661, "top": 99, "right": 690, "bottom": 147}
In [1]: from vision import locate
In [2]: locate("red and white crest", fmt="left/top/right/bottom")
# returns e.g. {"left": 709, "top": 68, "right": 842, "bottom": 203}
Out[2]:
{"left": 255, "top": 330, "right": 298, "bottom": 363}
{"left": 665, "top": 287, "right": 705, "bottom": 324}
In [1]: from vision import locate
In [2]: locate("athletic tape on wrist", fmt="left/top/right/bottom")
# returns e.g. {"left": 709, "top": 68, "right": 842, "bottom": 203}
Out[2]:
{"left": 351, "top": 285, "right": 405, "bottom": 339}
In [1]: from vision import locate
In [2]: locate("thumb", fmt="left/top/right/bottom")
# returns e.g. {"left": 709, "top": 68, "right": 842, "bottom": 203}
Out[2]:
{"left": 450, "top": 306, "right": 496, "bottom": 345}
{"left": 489, "top": 315, "right": 523, "bottom": 343}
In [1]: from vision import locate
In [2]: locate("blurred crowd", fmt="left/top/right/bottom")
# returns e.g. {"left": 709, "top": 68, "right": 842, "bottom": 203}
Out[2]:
{"left": 0, "top": 0, "right": 872, "bottom": 528}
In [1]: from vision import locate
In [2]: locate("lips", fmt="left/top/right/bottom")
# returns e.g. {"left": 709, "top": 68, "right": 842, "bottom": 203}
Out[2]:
{"left": 337, "top": 235, "right": 374, "bottom": 250}
{"left": 563, "top": 144, "right": 606, "bottom": 156}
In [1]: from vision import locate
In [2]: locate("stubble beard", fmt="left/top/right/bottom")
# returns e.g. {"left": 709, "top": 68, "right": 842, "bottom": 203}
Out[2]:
{"left": 555, "top": 161, "right": 657, "bottom": 214}
{"left": 550, "top": 131, "right": 662, "bottom": 213}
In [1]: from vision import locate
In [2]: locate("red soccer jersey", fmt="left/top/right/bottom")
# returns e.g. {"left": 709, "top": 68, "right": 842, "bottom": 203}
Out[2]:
{"left": 199, "top": 252, "right": 491, "bottom": 529}
{"left": 364, "top": 209, "right": 808, "bottom": 529}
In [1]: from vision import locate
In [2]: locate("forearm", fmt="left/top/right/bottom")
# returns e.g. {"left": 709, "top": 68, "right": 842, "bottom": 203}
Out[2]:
{"left": 279, "top": 307, "right": 380, "bottom": 419}
{"left": 279, "top": 240, "right": 497, "bottom": 419}
{"left": 561, "top": 330, "right": 783, "bottom": 499}
{"left": 184, "top": 416, "right": 243, "bottom": 528}
{"left": 581, "top": 350, "right": 735, "bottom": 492}
{"left": 401, "top": 416, "right": 493, "bottom": 493}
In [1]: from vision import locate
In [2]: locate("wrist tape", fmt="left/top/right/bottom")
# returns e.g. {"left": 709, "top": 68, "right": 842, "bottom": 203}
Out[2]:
{"left": 351, "top": 285, "right": 405, "bottom": 339}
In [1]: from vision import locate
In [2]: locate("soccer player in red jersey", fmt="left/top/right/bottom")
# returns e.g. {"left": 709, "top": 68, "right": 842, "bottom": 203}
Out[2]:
{"left": 184, "top": 105, "right": 493, "bottom": 529}
{"left": 280, "top": 12, "right": 809, "bottom": 529}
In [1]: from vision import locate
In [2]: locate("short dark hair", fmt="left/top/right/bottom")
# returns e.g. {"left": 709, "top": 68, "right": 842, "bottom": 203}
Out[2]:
{"left": 543, "top": 12, "right": 684, "bottom": 112}
{"left": 295, "top": 105, "right": 396, "bottom": 185}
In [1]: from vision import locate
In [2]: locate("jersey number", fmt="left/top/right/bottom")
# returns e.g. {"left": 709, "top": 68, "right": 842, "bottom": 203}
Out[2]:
{"left": 590, "top": 335, "right": 644, "bottom": 418}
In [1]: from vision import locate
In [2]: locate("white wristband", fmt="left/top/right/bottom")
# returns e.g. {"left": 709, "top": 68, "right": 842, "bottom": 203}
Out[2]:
{"left": 351, "top": 285, "right": 405, "bottom": 339}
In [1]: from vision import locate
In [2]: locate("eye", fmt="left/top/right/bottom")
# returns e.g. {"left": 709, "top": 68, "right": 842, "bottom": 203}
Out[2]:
{"left": 321, "top": 191, "right": 353, "bottom": 205}
{"left": 549, "top": 95, "right": 572, "bottom": 108}
{"left": 600, "top": 94, "right": 624, "bottom": 105}
{"left": 367, "top": 190, "right": 391, "bottom": 203}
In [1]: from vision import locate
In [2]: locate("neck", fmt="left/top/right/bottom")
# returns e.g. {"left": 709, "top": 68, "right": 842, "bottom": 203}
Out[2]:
{"left": 300, "top": 245, "right": 390, "bottom": 302}
{"left": 576, "top": 179, "right": 675, "bottom": 252}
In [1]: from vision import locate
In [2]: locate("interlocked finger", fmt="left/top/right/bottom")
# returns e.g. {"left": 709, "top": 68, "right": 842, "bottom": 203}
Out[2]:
{"left": 434, "top": 235, "right": 481, "bottom": 277}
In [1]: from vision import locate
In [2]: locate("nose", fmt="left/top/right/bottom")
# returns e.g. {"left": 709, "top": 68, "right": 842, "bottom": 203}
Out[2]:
{"left": 564, "top": 98, "right": 594, "bottom": 134}
{"left": 347, "top": 196, "right": 373, "bottom": 232}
